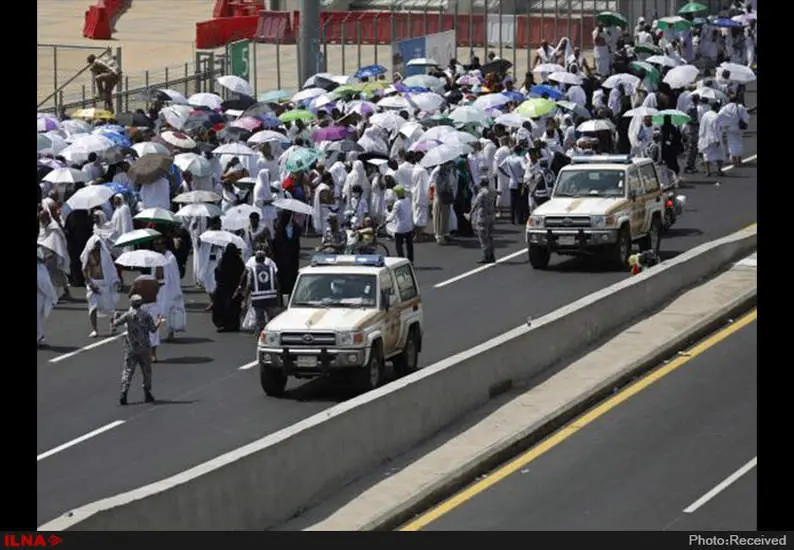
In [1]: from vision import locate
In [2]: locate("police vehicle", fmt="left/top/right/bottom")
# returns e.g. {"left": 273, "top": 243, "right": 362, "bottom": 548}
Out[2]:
{"left": 257, "top": 254, "right": 424, "bottom": 396}
{"left": 525, "top": 155, "right": 664, "bottom": 269}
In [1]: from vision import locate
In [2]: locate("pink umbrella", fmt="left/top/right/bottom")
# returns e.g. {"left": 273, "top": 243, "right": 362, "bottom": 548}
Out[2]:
{"left": 409, "top": 139, "right": 443, "bottom": 152}
{"left": 230, "top": 117, "right": 263, "bottom": 132}
{"left": 311, "top": 126, "right": 351, "bottom": 142}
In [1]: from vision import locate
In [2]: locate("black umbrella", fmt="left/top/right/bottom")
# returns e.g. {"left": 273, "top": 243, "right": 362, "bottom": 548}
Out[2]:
{"left": 358, "top": 152, "right": 389, "bottom": 163}
{"left": 37, "top": 164, "right": 53, "bottom": 182}
{"left": 116, "top": 111, "right": 154, "bottom": 128}
{"left": 307, "top": 76, "right": 339, "bottom": 92}
{"left": 217, "top": 126, "right": 253, "bottom": 142}
{"left": 326, "top": 140, "right": 365, "bottom": 155}
{"left": 194, "top": 142, "right": 217, "bottom": 154}
{"left": 481, "top": 58, "right": 513, "bottom": 76}
{"left": 221, "top": 97, "right": 257, "bottom": 111}
{"left": 241, "top": 101, "right": 276, "bottom": 118}
{"left": 128, "top": 154, "right": 173, "bottom": 185}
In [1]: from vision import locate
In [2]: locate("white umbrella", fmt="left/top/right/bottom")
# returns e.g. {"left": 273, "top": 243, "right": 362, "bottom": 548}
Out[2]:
{"left": 113, "top": 228, "right": 162, "bottom": 248}
{"left": 420, "top": 144, "right": 462, "bottom": 168}
{"left": 623, "top": 106, "right": 659, "bottom": 118}
{"left": 160, "top": 131, "right": 197, "bottom": 150}
{"left": 221, "top": 205, "right": 258, "bottom": 231}
{"left": 718, "top": 62, "right": 756, "bottom": 83}
{"left": 473, "top": 93, "right": 511, "bottom": 110}
{"left": 408, "top": 92, "right": 445, "bottom": 113}
{"left": 421, "top": 125, "right": 456, "bottom": 141}
{"left": 42, "top": 167, "right": 88, "bottom": 185}
{"left": 173, "top": 152, "right": 213, "bottom": 177}
{"left": 645, "top": 55, "right": 681, "bottom": 68}
{"left": 160, "top": 105, "right": 193, "bottom": 130}
{"left": 533, "top": 63, "right": 566, "bottom": 74}
{"left": 732, "top": 13, "right": 756, "bottom": 25}
{"left": 399, "top": 121, "right": 424, "bottom": 138}
{"left": 175, "top": 203, "right": 223, "bottom": 218}
{"left": 311, "top": 93, "right": 337, "bottom": 110}
{"left": 37, "top": 134, "right": 52, "bottom": 153}
{"left": 692, "top": 87, "right": 727, "bottom": 103}
{"left": 577, "top": 119, "right": 616, "bottom": 132}
{"left": 378, "top": 95, "right": 411, "bottom": 110}
{"left": 303, "top": 72, "right": 353, "bottom": 88}
{"left": 115, "top": 249, "right": 169, "bottom": 268}
{"left": 134, "top": 207, "right": 178, "bottom": 224}
{"left": 157, "top": 88, "right": 188, "bottom": 104}
{"left": 212, "top": 142, "right": 257, "bottom": 157}
{"left": 357, "top": 135, "right": 388, "bottom": 155}
{"left": 442, "top": 131, "right": 478, "bottom": 146}
{"left": 60, "top": 119, "right": 91, "bottom": 136}
{"left": 494, "top": 112, "right": 533, "bottom": 128}
{"left": 272, "top": 198, "right": 315, "bottom": 216}
{"left": 292, "top": 87, "right": 326, "bottom": 103}
{"left": 602, "top": 73, "right": 641, "bottom": 89}
{"left": 217, "top": 75, "right": 255, "bottom": 97}
{"left": 173, "top": 190, "right": 222, "bottom": 204}
{"left": 345, "top": 100, "right": 378, "bottom": 116}
{"left": 225, "top": 204, "right": 258, "bottom": 218}
{"left": 407, "top": 58, "right": 439, "bottom": 67}
{"left": 199, "top": 230, "right": 248, "bottom": 250}
{"left": 67, "top": 133, "right": 116, "bottom": 155}
{"left": 449, "top": 105, "right": 490, "bottom": 125}
{"left": 370, "top": 111, "right": 406, "bottom": 131}
{"left": 555, "top": 100, "right": 591, "bottom": 119}
{"left": 132, "top": 141, "right": 170, "bottom": 157}
{"left": 39, "top": 132, "right": 67, "bottom": 154}
{"left": 663, "top": 64, "right": 700, "bottom": 88}
{"left": 187, "top": 92, "right": 223, "bottom": 110}
{"left": 65, "top": 185, "right": 114, "bottom": 210}
{"left": 248, "top": 130, "right": 291, "bottom": 146}
{"left": 403, "top": 75, "right": 445, "bottom": 91}
{"left": 37, "top": 116, "right": 60, "bottom": 132}
{"left": 548, "top": 71, "right": 583, "bottom": 85}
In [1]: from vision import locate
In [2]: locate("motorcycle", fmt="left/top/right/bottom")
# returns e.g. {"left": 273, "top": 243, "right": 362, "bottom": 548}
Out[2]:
{"left": 661, "top": 180, "right": 687, "bottom": 232}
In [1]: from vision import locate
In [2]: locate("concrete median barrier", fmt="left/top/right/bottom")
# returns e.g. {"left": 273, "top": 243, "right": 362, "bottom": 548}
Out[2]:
{"left": 40, "top": 225, "right": 757, "bottom": 531}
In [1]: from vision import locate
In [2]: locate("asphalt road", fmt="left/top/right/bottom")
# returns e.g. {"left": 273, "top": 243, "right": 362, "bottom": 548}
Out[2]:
{"left": 36, "top": 100, "right": 758, "bottom": 525}
{"left": 416, "top": 318, "right": 757, "bottom": 531}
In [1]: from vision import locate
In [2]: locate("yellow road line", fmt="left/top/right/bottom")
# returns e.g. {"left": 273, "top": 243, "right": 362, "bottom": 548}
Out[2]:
{"left": 742, "top": 222, "right": 757, "bottom": 231}
{"left": 399, "top": 309, "right": 758, "bottom": 531}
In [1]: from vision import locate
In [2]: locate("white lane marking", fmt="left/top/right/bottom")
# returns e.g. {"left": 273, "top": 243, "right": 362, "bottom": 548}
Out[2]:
{"left": 48, "top": 334, "right": 124, "bottom": 364}
{"left": 434, "top": 249, "right": 527, "bottom": 289}
{"left": 238, "top": 361, "right": 258, "bottom": 370}
{"left": 722, "top": 153, "right": 758, "bottom": 172}
{"left": 683, "top": 456, "right": 757, "bottom": 513}
{"left": 37, "top": 420, "right": 126, "bottom": 462}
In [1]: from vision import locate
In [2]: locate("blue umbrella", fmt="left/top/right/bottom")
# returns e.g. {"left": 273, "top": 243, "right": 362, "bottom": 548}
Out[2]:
{"left": 503, "top": 90, "right": 526, "bottom": 102}
{"left": 169, "top": 163, "right": 183, "bottom": 188}
{"left": 95, "top": 130, "right": 132, "bottom": 148}
{"left": 259, "top": 89, "right": 292, "bottom": 103}
{"left": 355, "top": 64, "right": 388, "bottom": 79}
{"left": 103, "top": 182, "right": 137, "bottom": 206}
{"left": 529, "top": 85, "right": 564, "bottom": 100}
{"left": 99, "top": 124, "right": 127, "bottom": 134}
{"left": 256, "top": 114, "right": 282, "bottom": 129}
{"left": 712, "top": 18, "right": 743, "bottom": 28}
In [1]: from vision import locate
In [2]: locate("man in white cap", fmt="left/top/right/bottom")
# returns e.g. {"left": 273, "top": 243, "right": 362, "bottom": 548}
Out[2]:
{"left": 112, "top": 294, "right": 163, "bottom": 405}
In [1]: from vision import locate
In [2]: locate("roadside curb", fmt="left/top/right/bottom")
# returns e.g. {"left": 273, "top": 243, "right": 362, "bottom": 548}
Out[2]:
{"left": 367, "top": 276, "right": 757, "bottom": 531}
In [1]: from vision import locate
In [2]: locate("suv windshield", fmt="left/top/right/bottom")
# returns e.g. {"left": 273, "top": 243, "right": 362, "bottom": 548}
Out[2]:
{"left": 554, "top": 170, "right": 626, "bottom": 198}
{"left": 290, "top": 273, "right": 378, "bottom": 308}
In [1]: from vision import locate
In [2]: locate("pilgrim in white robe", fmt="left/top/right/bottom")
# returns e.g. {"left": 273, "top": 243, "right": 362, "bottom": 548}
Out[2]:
{"left": 411, "top": 163, "right": 430, "bottom": 228}
{"left": 343, "top": 160, "right": 371, "bottom": 211}
{"left": 196, "top": 240, "right": 221, "bottom": 294}
{"left": 492, "top": 145, "right": 511, "bottom": 209}
{"left": 312, "top": 182, "right": 334, "bottom": 233}
{"left": 139, "top": 176, "right": 171, "bottom": 210}
{"left": 157, "top": 249, "right": 187, "bottom": 337}
{"left": 109, "top": 196, "right": 134, "bottom": 254}
{"left": 718, "top": 101, "right": 749, "bottom": 158}
{"left": 698, "top": 110, "right": 725, "bottom": 163}
{"left": 592, "top": 29, "right": 611, "bottom": 75}
{"left": 80, "top": 235, "right": 120, "bottom": 318}
{"left": 38, "top": 221, "right": 70, "bottom": 294}
{"left": 252, "top": 169, "right": 276, "bottom": 236}
{"left": 37, "top": 258, "right": 58, "bottom": 343}
{"left": 188, "top": 216, "right": 208, "bottom": 287}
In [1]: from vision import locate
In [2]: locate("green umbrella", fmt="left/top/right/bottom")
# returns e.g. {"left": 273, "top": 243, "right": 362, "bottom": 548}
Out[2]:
{"left": 657, "top": 16, "right": 692, "bottom": 32}
{"left": 284, "top": 147, "right": 321, "bottom": 173}
{"left": 419, "top": 114, "right": 455, "bottom": 127}
{"left": 629, "top": 61, "right": 661, "bottom": 89}
{"left": 652, "top": 109, "right": 691, "bottom": 126}
{"left": 37, "top": 134, "right": 51, "bottom": 152}
{"left": 678, "top": 2, "right": 708, "bottom": 15}
{"left": 278, "top": 109, "right": 316, "bottom": 123}
{"left": 634, "top": 44, "right": 663, "bottom": 56}
{"left": 692, "top": 17, "right": 707, "bottom": 26}
{"left": 596, "top": 11, "right": 628, "bottom": 28}
{"left": 516, "top": 98, "right": 556, "bottom": 119}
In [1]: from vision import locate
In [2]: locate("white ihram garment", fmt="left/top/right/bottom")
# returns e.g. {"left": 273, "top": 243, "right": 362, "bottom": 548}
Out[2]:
{"left": 80, "top": 235, "right": 120, "bottom": 317}
{"left": 157, "top": 250, "right": 186, "bottom": 335}
{"left": 719, "top": 102, "right": 749, "bottom": 158}
{"left": 37, "top": 261, "right": 58, "bottom": 342}
{"left": 698, "top": 110, "right": 725, "bottom": 163}
{"left": 411, "top": 164, "right": 430, "bottom": 227}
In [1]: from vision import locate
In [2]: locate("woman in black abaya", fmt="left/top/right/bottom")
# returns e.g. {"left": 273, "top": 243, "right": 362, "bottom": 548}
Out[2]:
{"left": 212, "top": 243, "right": 245, "bottom": 332}
{"left": 64, "top": 209, "right": 93, "bottom": 286}
{"left": 271, "top": 210, "right": 302, "bottom": 297}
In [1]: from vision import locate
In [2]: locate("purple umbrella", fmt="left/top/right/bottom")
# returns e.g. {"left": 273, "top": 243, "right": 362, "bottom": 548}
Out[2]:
{"left": 311, "top": 126, "right": 351, "bottom": 142}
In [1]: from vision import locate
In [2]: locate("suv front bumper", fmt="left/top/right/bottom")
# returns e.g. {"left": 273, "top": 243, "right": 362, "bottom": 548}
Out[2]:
{"left": 527, "top": 228, "right": 618, "bottom": 248}
{"left": 257, "top": 347, "right": 369, "bottom": 376}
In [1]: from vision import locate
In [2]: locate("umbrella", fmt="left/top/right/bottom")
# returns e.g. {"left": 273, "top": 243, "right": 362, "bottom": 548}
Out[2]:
{"left": 399, "top": 121, "right": 423, "bottom": 138}
{"left": 419, "top": 144, "right": 463, "bottom": 168}
{"left": 217, "top": 126, "right": 253, "bottom": 142}
{"left": 355, "top": 64, "right": 388, "bottom": 79}
{"left": 596, "top": 11, "right": 628, "bottom": 27}
{"left": 71, "top": 108, "right": 114, "bottom": 120}
{"left": 344, "top": 100, "right": 378, "bottom": 117}
{"left": 156, "top": 88, "right": 188, "bottom": 104}
{"left": 692, "top": 87, "right": 727, "bottom": 103}
{"left": 442, "top": 131, "right": 478, "bottom": 146}
{"left": 311, "top": 126, "right": 351, "bottom": 142}
{"left": 248, "top": 130, "right": 291, "bottom": 146}
{"left": 516, "top": 98, "right": 557, "bottom": 119}
{"left": 481, "top": 58, "right": 513, "bottom": 76}
{"left": 421, "top": 125, "right": 456, "bottom": 141}
{"left": 173, "top": 190, "right": 222, "bottom": 204}
{"left": 38, "top": 132, "right": 68, "bottom": 154}
{"left": 114, "top": 228, "right": 162, "bottom": 248}
{"left": 42, "top": 167, "right": 87, "bottom": 185}
{"left": 533, "top": 63, "right": 566, "bottom": 75}
{"left": 657, "top": 16, "right": 692, "bottom": 32}
{"left": 284, "top": 147, "right": 321, "bottom": 173}
{"left": 645, "top": 55, "right": 681, "bottom": 68}
{"left": 254, "top": 114, "right": 283, "bottom": 129}
{"left": 326, "top": 140, "right": 365, "bottom": 155}
{"left": 529, "top": 84, "right": 564, "bottom": 100}
{"left": 418, "top": 114, "right": 455, "bottom": 128}
{"left": 199, "top": 230, "right": 248, "bottom": 250}
{"left": 37, "top": 116, "right": 60, "bottom": 132}
{"left": 134, "top": 207, "right": 178, "bottom": 225}
{"left": 171, "top": 153, "right": 211, "bottom": 177}
{"left": 115, "top": 250, "right": 169, "bottom": 268}
{"left": 663, "top": 64, "right": 701, "bottom": 88}
{"left": 449, "top": 105, "right": 490, "bottom": 126}
{"left": 68, "top": 133, "right": 116, "bottom": 155}
{"left": 408, "top": 92, "right": 445, "bottom": 113}
{"left": 292, "top": 87, "right": 327, "bottom": 103}
{"left": 652, "top": 109, "right": 691, "bottom": 126}
{"left": 212, "top": 142, "right": 257, "bottom": 157}
{"left": 623, "top": 106, "right": 659, "bottom": 118}
{"left": 175, "top": 203, "right": 223, "bottom": 218}
{"left": 678, "top": 2, "right": 708, "bottom": 14}
{"left": 603, "top": 73, "right": 640, "bottom": 89}
{"left": 60, "top": 119, "right": 91, "bottom": 135}
{"left": 577, "top": 119, "right": 615, "bottom": 132}
{"left": 555, "top": 100, "right": 591, "bottom": 119}
{"left": 272, "top": 198, "right": 315, "bottom": 216}
{"left": 259, "top": 89, "right": 292, "bottom": 103}
{"left": 406, "top": 58, "right": 439, "bottom": 67}
{"left": 222, "top": 203, "right": 258, "bottom": 226}
{"left": 473, "top": 93, "right": 512, "bottom": 110}
{"left": 230, "top": 117, "right": 264, "bottom": 132}
{"left": 103, "top": 182, "right": 136, "bottom": 205}
{"left": 409, "top": 139, "right": 443, "bottom": 153}
{"left": 279, "top": 110, "right": 316, "bottom": 123}
{"left": 160, "top": 105, "right": 193, "bottom": 130}
{"left": 188, "top": 92, "right": 223, "bottom": 110}
{"left": 494, "top": 112, "right": 533, "bottom": 128}
{"left": 241, "top": 102, "right": 277, "bottom": 119}
{"left": 629, "top": 61, "right": 661, "bottom": 88}
{"left": 233, "top": 177, "right": 257, "bottom": 190}
{"left": 66, "top": 184, "right": 114, "bottom": 210}
{"left": 222, "top": 97, "right": 257, "bottom": 112}
{"left": 132, "top": 142, "right": 170, "bottom": 157}
{"left": 217, "top": 75, "right": 255, "bottom": 97}
{"left": 548, "top": 71, "right": 582, "bottom": 85}
{"left": 634, "top": 44, "right": 663, "bottom": 56}
{"left": 37, "top": 134, "right": 52, "bottom": 153}
{"left": 370, "top": 111, "right": 406, "bottom": 131}
{"left": 718, "top": 63, "right": 756, "bottom": 83}
{"left": 92, "top": 129, "right": 131, "bottom": 148}
{"left": 732, "top": 13, "right": 757, "bottom": 25}
{"left": 456, "top": 74, "right": 481, "bottom": 87}
{"left": 403, "top": 75, "right": 444, "bottom": 90}
{"left": 712, "top": 18, "right": 743, "bottom": 28}
{"left": 128, "top": 154, "right": 173, "bottom": 185}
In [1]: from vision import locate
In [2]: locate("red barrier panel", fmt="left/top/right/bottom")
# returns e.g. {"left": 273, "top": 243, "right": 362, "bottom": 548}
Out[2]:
{"left": 83, "top": 6, "right": 112, "bottom": 39}
{"left": 253, "top": 11, "right": 294, "bottom": 43}
{"left": 214, "top": 0, "right": 231, "bottom": 18}
{"left": 196, "top": 15, "right": 260, "bottom": 49}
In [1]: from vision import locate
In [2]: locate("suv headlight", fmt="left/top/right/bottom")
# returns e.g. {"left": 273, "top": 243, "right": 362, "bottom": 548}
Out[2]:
{"left": 259, "top": 331, "right": 280, "bottom": 346}
{"left": 337, "top": 331, "right": 365, "bottom": 346}
{"left": 528, "top": 215, "right": 544, "bottom": 228}
{"left": 591, "top": 215, "right": 617, "bottom": 229}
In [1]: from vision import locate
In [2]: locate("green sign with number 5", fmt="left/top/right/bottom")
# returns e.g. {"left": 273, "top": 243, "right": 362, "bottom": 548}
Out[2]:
{"left": 229, "top": 39, "right": 251, "bottom": 81}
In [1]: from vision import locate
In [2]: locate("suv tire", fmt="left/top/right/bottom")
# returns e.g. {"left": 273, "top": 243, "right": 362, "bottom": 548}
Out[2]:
{"left": 354, "top": 342, "right": 384, "bottom": 393}
{"left": 639, "top": 215, "right": 662, "bottom": 254}
{"left": 609, "top": 226, "right": 632, "bottom": 269}
{"left": 393, "top": 327, "right": 419, "bottom": 377}
{"left": 260, "top": 364, "right": 287, "bottom": 397}
{"left": 528, "top": 244, "right": 551, "bottom": 269}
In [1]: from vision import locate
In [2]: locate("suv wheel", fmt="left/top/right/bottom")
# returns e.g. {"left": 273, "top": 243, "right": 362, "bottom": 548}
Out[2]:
{"left": 609, "top": 226, "right": 632, "bottom": 269}
{"left": 260, "top": 364, "right": 287, "bottom": 397}
{"left": 528, "top": 244, "right": 551, "bottom": 269}
{"left": 639, "top": 216, "right": 662, "bottom": 254}
{"left": 393, "top": 328, "right": 419, "bottom": 377}
{"left": 354, "top": 343, "right": 384, "bottom": 393}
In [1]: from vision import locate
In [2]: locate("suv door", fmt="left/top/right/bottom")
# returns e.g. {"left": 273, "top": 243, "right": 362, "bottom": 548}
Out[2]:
{"left": 638, "top": 162, "right": 663, "bottom": 229}
{"left": 627, "top": 166, "right": 646, "bottom": 237}
{"left": 393, "top": 263, "right": 422, "bottom": 348}
{"left": 379, "top": 270, "right": 400, "bottom": 355}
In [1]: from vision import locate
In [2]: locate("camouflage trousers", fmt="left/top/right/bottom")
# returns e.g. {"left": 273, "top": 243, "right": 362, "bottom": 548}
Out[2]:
{"left": 120, "top": 349, "right": 153, "bottom": 394}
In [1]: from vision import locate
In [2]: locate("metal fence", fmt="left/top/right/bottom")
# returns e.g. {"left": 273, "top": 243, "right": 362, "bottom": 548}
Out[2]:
{"left": 37, "top": 44, "right": 113, "bottom": 113}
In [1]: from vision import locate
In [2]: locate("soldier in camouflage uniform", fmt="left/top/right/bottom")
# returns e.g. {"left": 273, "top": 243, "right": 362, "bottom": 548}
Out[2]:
{"left": 111, "top": 294, "right": 163, "bottom": 405}
{"left": 467, "top": 180, "right": 497, "bottom": 264}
